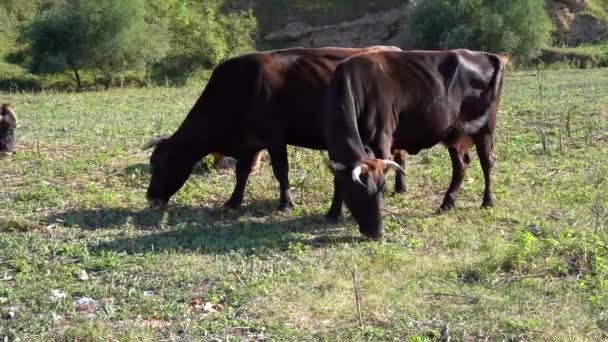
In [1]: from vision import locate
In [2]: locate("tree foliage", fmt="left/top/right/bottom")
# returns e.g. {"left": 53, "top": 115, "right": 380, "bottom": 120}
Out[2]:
{"left": 27, "top": 0, "right": 168, "bottom": 88}
{"left": 402, "top": 0, "right": 553, "bottom": 61}
{"left": 148, "top": 0, "right": 257, "bottom": 84}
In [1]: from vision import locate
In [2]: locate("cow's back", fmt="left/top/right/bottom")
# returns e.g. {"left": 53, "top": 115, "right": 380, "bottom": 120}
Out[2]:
{"left": 249, "top": 46, "right": 401, "bottom": 149}
{"left": 324, "top": 49, "right": 504, "bottom": 155}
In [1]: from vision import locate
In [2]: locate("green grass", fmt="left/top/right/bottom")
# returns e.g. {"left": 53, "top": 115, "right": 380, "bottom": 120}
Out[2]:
{"left": 1, "top": 68, "right": 608, "bottom": 340}
{"left": 583, "top": 0, "right": 608, "bottom": 23}
{"left": 543, "top": 43, "right": 608, "bottom": 68}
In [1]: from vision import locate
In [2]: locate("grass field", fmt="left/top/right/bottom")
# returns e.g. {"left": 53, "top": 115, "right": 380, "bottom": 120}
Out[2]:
{"left": 1, "top": 67, "right": 608, "bottom": 341}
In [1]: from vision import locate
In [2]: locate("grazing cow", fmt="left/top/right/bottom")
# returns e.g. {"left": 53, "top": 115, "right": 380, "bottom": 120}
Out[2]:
{"left": 325, "top": 49, "right": 506, "bottom": 238}
{"left": 144, "top": 46, "right": 406, "bottom": 212}
{"left": 0, "top": 104, "right": 17, "bottom": 158}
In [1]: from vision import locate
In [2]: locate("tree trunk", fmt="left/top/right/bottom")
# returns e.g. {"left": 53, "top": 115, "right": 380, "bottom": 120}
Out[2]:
{"left": 73, "top": 68, "right": 82, "bottom": 90}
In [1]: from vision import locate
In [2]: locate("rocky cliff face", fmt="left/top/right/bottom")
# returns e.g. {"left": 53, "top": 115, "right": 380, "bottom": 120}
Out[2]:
{"left": 262, "top": 7, "right": 405, "bottom": 48}
{"left": 549, "top": 0, "right": 608, "bottom": 46}
{"left": 241, "top": 1, "right": 607, "bottom": 49}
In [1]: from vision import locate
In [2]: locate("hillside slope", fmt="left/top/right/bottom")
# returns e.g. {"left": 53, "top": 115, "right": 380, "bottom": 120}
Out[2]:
{"left": 232, "top": 0, "right": 608, "bottom": 48}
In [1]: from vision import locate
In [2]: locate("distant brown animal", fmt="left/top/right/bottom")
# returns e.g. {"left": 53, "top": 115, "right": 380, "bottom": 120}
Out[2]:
{"left": 0, "top": 103, "right": 17, "bottom": 158}
{"left": 498, "top": 52, "right": 510, "bottom": 65}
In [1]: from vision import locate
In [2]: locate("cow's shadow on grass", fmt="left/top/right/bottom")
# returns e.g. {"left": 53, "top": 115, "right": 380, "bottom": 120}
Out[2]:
{"left": 91, "top": 213, "right": 357, "bottom": 256}
{"left": 46, "top": 201, "right": 361, "bottom": 255}
{"left": 124, "top": 161, "right": 228, "bottom": 177}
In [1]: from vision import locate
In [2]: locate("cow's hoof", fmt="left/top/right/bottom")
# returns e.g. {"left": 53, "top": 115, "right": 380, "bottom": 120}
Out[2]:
{"left": 223, "top": 200, "right": 241, "bottom": 210}
{"left": 436, "top": 204, "right": 454, "bottom": 214}
{"left": 324, "top": 213, "right": 341, "bottom": 223}
{"left": 394, "top": 184, "right": 407, "bottom": 194}
{"left": 481, "top": 201, "right": 494, "bottom": 209}
{"left": 277, "top": 204, "right": 293, "bottom": 212}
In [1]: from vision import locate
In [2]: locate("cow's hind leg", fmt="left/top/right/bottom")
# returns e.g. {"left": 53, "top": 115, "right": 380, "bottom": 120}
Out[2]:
{"left": 268, "top": 144, "right": 294, "bottom": 211}
{"left": 250, "top": 151, "right": 263, "bottom": 173}
{"left": 223, "top": 151, "right": 259, "bottom": 209}
{"left": 393, "top": 149, "right": 407, "bottom": 193}
{"left": 474, "top": 134, "right": 494, "bottom": 208}
{"left": 438, "top": 147, "right": 471, "bottom": 213}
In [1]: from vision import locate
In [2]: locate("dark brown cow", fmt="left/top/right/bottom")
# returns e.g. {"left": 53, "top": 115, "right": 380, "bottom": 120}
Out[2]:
{"left": 0, "top": 103, "right": 17, "bottom": 158}
{"left": 325, "top": 49, "right": 506, "bottom": 238}
{"left": 144, "top": 46, "right": 406, "bottom": 212}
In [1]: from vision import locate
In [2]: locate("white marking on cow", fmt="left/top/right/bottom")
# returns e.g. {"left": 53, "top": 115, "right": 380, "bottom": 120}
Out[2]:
{"left": 459, "top": 55, "right": 492, "bottom": 79}
{"left": 459, "top": 57, "right": 483, "bottom": 75}
{"left": 462, "top": 111, "right": 489, "bottom": 134}
{"left": 331, "top": 161, "right": 347, "bottom": 171}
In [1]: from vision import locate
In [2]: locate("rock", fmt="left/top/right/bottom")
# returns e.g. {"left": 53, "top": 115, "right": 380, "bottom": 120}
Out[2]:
{"left": 263, "top": 7, "right": 405, "bottom": 48}
{"left": 74, "top": 297, "right": 99, "bottom": 314}
{"left": 78, "top": 269, "right": 89, "bottom": 281}
{"left": 527, "top": 224, "right": 542, "bottom": 237}
{"left": 548, "top": 1, "right": 608, "bottom": 46}
{"left": 52, "top": 289, "right": 67, "bottom": 300}
{"left": 202, "top": 302, "right": 225, "bottom": 313}
{"left": 567, "top": 14, "right": 608, "bottom": 45}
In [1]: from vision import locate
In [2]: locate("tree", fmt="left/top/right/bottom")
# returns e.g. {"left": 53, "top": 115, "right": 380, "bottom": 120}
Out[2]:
{"left": 147, "top": 0, "right": 257, "bottom": 84}
{"left": 27, "top": 0, "right": 168, "bottom": 88}
{"left": 402, "top": 0, "right": 553, "bottom": 62}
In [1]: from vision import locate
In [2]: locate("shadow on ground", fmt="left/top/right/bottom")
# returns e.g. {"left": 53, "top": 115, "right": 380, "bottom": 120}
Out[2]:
{"left": 45, "top": 201, "right": 360, "bottom": 255}
{"left": 124, "top": 162, "right": 219, "bottom": 177}
{"left": 90, "top": 214, "right": 357, "bottom": 255}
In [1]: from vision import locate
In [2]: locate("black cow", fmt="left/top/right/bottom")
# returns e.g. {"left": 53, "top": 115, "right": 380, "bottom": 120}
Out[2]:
{"left": 325, "top": 49, "right": 506, "bottom": 238}
{"left": 0, "top": 104, "right": 17, "bottom": 158}
{"left": 144, "top": 46, "right": 405, "bottom": 213}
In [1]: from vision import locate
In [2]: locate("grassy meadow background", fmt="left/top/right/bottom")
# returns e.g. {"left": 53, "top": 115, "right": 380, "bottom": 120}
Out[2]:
{"left": 1, "top": 67, "right": 608, "bottom": 340}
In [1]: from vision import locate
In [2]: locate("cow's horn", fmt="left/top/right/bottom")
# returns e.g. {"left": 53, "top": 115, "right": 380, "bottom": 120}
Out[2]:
{"left": 352, "top": 166, "right": 366, "bottom": 186}
{"left": 142, "top": 137, "right": 164, "bottom": 151}
{"left": 382, "top": 160, "right": 405, "bottom": 174}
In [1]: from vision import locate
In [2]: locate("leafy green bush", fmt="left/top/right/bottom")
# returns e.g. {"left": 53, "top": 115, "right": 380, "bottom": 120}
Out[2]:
{"left": 148, "top": 0, "right": 257, "bottom": 85}
{"left": 402, "top": 0, "right": 553, "bottom": 61}
{"left": 26, "top": 0, "right": 168, "bottom": 89}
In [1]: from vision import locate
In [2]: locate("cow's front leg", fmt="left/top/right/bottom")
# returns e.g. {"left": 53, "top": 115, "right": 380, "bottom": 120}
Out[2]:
{"left": 325, "top": 175, "right": 343, "bottom": 221}
{"left": 392, "top": 149, "right": 407, "bottom": 193}
{"left": 438, "top": 147, "right": 471, "bottom": 213}
{"left": 268, "top": 144, "right": 294, "bottom": 211}
{"left": 223, "top": 151, "right": 258, "bottom": 209}
{"left": 474, "top": 133, "right": 494, "bottom": 208}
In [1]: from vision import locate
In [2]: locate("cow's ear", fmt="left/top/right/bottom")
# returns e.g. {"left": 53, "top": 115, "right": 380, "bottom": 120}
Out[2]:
{"left": 142, "top": 137, "right": 165, "bottom": 151}
{"left": 330, "top": 161, "right": 347, "bottom": 172}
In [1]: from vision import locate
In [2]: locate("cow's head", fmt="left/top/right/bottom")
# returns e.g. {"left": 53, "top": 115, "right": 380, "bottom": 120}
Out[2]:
{"left": 143, "top": 137, "right": 194, "bottom": 209}
{"left": 0, "top": 103, "right": 18, "bottom": 157}
{"left": 331, "top": 158, "right": 404, "bottom": 239}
